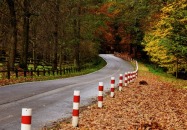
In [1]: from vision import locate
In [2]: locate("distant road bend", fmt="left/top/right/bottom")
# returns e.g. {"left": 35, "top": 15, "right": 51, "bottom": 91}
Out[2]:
{"left": 0, "top": 54, "right": 134, "bottom": 130}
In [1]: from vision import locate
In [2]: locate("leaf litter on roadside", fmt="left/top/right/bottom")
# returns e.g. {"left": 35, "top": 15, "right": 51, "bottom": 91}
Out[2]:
{"left": 46, "top": 71, "right": 187, "bottom": 130}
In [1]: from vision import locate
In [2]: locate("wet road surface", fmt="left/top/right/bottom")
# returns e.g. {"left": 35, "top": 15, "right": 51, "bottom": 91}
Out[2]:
{"left": 0, "top": 54, "right": 134, "bottom": 130}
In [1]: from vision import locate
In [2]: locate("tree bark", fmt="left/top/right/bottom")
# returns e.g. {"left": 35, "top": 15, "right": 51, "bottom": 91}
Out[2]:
{"left": 20, "top": 0, "right": 30, "bottom": 70}
{"left": 73, "top": 0, "right": 81, "bottom": 67}
{"left": 52, "top": 0, "right": 60, "bottom": 70}
{"left": 6, "top": 0, "right": 17, "bottom": 70}
{"left": 176, "top": 58, "right": 178, "bottom": 78}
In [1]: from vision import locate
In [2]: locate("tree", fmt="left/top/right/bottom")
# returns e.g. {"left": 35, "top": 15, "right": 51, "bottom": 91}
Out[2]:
{"left": 143, "top": 0, "right": 187, "bottom": 77}
{"left": 0, "top": 0, "right": 103, "bottom": 71}
{"left": 20, "top": 0, "right": 30, "bottom": 70}
{"left": 6, "top": 0, "right": 17, "bottom": 70}
{"left": 52, "top": 0, "right": 60, "bottom": 70}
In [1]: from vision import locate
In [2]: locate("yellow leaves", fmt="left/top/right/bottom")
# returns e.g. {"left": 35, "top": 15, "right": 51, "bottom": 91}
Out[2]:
{"left": 162, "top": 0, "right": 187, "bottom": 16}
{"left": 143, "top": 0, "right": 187, "bottom": 73}
{"left": 112, "top": 9, "right": 120, "bottom": 16}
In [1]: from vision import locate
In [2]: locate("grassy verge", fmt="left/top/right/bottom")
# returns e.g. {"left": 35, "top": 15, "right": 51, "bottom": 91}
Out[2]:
{"left": 139, "top": 62, "right": 187, "bottom": 88}
{"left": 0, "top": 56, "right": 107, "bottom": 86}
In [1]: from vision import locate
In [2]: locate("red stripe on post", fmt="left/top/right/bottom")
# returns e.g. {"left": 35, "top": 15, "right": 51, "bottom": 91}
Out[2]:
{"left": 21, "top": 116, "right": 32, "bottom": 124}
{"left": 111, "top": 88, "right": 115, "bottom": 92}
{"left": 98, "top": 86, "right": 103, "bottom": 91}
{"left": 72, "top": 109, "right": 79, "bottom": 116}
{"left": 98, "top": 96, "right": 103, "bottom": 101}
{"left": 73, "top": 96, "right": 80, "bottom": 102}
{"left": 111, "top": 80, "right": 115, "bottom": 84}
{"left": 119, "top": 76, "right": 123, "bottom": 80}
{"left": 119, "top": 83, "right": 123, "bottom": 86}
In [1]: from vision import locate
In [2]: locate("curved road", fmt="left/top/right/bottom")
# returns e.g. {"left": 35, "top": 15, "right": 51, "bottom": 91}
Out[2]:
{"left": 0, "top": 54, "right": 134, "bottom": 130}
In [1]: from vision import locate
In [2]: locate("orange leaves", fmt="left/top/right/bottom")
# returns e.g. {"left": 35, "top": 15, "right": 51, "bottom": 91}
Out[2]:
{"left": 49, "top": 68, "right": 187, "bottom": 130}
{"left": 96, "top": 2, "right": 119, "bottom": 18}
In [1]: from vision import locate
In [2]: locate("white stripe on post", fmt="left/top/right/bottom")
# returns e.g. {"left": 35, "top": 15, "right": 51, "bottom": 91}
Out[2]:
{"left": 110, "top": 77, "right": 115, "bottom": 97}
{"left": 119, "top": 74, "right": 123, "bottom": 91}
{"left": 21, "top": 108, "right": 32, "bottom": 130}
{"left": 98, "top": 82, "right": 104, "bottom": 108}
{"left": 72, "top": 90, "right": 80, "bottom": 127}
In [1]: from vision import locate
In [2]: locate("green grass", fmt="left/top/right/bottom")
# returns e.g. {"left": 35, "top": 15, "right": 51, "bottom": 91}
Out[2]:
{"left": 139, "top": 62, "right": 187, "bottom": 89}
{"left": 0, "top": 57, "right": 107, "bottom": 86}
{"left": 145, "top": 64, "right": 174, "bottom": 78}
{"left": 28, "top": 64, "right": 52, "bottom": 70}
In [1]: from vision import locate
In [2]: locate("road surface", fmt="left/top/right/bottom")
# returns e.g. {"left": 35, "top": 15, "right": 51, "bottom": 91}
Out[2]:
{"left": 0, "top": 54, "right": 134, "bottom": 130}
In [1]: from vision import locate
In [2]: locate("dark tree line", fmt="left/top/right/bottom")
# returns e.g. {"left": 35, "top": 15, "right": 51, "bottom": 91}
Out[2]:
{"left": 0, "top": 0, "right": 101, "bottom": 70}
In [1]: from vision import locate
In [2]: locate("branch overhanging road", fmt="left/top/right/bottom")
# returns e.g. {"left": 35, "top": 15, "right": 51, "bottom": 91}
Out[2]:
{"left": 0, "top": 54, "right": 134, "bottom": 130}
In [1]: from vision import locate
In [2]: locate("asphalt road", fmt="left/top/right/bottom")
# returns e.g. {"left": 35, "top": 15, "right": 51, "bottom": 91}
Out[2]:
{"left": 0, "top": 54, "right": 134, "bottom": 130}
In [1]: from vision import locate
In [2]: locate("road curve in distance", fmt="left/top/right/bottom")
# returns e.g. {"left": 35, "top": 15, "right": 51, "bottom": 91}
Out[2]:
{"left": 0, "top": 54, "right": 134, "bottom": 130}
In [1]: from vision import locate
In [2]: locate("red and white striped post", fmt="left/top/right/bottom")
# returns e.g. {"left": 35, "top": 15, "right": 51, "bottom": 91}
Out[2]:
{"left": 132, "top": 72, "right": 135, "bottom": 82}
{"left": 127, "top": 72, "right": 130, "bottom": 84}
{"left": 72, "top": 90, "right": 80, "bottom": 127}
{"left": 124, "top": 72, "right": 128, "bottom": 87}
{"left": 98, "top": 82, "right": 104, "bottom": 108}
{"left": 130, "top": 72, "right": 133, "bottom": 83}
{"left": 119, "top": 74, "right": 123, "bottom": 91}
{"left": 21, "top": 108, "right": 32, "bottom": 130}
{"left": 110, "top": 77, "right": 115, "bottom": 97}
{"left": 134, "top": 71, "right": 137, "bottom": 80}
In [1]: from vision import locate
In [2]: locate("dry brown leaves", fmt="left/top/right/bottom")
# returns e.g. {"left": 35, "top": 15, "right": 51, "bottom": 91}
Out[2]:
{"left": 49, "top": 71, "right": 187, "bottom": 130}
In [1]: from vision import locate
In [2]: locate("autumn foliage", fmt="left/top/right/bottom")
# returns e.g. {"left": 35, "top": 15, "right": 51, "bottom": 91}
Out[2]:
{"left": 95, "top": 2, "right": 135, "bottom": 54}
{"left": 143, "top": 0, "right": 187, "bottom": 76}
{"left": 95, "top": 0, "right": 187, "bottom": 77}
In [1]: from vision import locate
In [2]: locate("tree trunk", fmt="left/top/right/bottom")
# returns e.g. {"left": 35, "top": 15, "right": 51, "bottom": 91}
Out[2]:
{"left": 6, "top": 0, "right": 17, "bottom": 70}
{"left": 32, "top": 41, "right": 37, "bottom": 70}
{"left": 176, "top": 58, "right": 178, "bottom": 78}
{"left": 52, "top": 0, "right": 60, "bottom": 70}
{"left": 73, "top": 0, "right": 81, "bottom": 67}
{"left": 20, "top": 0, "right": 30, "bottom": 70}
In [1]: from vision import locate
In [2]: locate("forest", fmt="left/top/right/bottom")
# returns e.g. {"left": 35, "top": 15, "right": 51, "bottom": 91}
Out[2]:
{"left": 0, "top": 0, "right": 186, "bottom": 78}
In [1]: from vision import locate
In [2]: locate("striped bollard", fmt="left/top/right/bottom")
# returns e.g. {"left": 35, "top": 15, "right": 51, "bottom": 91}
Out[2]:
{"left": 136, "top": 70, "right": 138, "bottom": 78}
{"left": 72, "top": 90, "right": 80, "bottom": 127}
{"left": 124, "top": 73, "right": 128, "bottom": 87}
{"left": 133, "top": 72, "right": 136, "bottom": 81}
{"left": 127, "top": 72, "right": 130, "bottom": 84}
{"left": 134, "top": 71, "right": 137, "bottom": 80}
{"left": 132, "top": 72, "right": 134, "bottom": 82}
{"left": 21, "top": 108, "right": 32, "bottom": 130}
{"left": 131, "top": 72, "right": 133, "bottom": 83}
{"left": 110, "top": 77, "right": 115, "bottom": 97}
{"left": 119, "top": 74, "right": 123, "bottom": 91}
{"left": 98, "top": 82, "right": 104, "bottom": 108}
{"left": 130, "top": 72, "right": 133, "bottom": 83}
